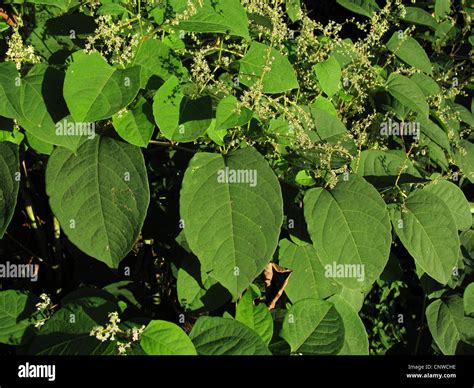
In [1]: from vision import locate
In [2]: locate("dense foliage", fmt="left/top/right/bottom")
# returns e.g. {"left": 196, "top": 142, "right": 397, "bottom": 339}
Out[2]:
{"left": 0, "top": 0, "right": 473, "bottom": 356}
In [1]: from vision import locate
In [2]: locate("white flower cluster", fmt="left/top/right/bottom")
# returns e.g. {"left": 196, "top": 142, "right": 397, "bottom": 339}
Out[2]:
{"left": 6, "top": 29, "right": 41, "bottom": 70}
{"left": 34, "top": 293, "right": 53, "bottom": 328}
{"left": 90, "top": 312, "right": 146, "bottom": 355}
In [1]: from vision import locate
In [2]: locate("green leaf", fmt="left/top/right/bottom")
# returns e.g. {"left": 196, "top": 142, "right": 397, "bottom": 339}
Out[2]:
{"left": 411, "top": 73, "right": 440, "bottom": 97}
{"left": 304, "top": 175, "right": 392, "bottom": 290}
{"left": 390, "top": 190, "right": 459, "bottom": 285}
{"left": 239, "top": 41, "right": 299, "bottom": 94}
{"left": 286, "top": 0, "right": 302, "bottom": 22}
{"left": 311, "top": 96, "right": 338, "bottom": 116}
{"left": 0, "top": 290, "right": 40, "bottom": 345}
{"left": 280, "top": 299, "right": 344, "bottom": 354}
{"left": 29, "top": 291, "right": 118, "bottom": 355}
{"left": 141, "top": 320, "right": 197, "bottom": 355}
{"left": 435, "top": 0, "right": 451, "bottom": 19}
{"left": 329, "top": 295, "right": 369, "bottom": 355}
{"left": 0, "top": 62, "right": 21, "bottom": 119}
{"left": 464, "top": 283, "right": 474, "bottom": 317}
{"left": 180, "top": 147, "right": 283, "bottom": 299}
{"left": 426, "top": 296, "right": 474, "bottom": 355}
{"left": 309, "top": 107, "right": 347, "bottom": 141}
{"left": 215, "top": 95, "right": 252, "bottom": 131}
{"left": 386, "top": 32, "right": 432, "bottom": 74}
{"left": 175, "top": 0, "right": 250, "bottom": 39}
{"left": 64, "top": 51, "right": 140, "bottom": 122}
{"left": 314, "top": 56, "right": 341, "bottom": 97}
{"left": 402, "top": 7, "right": 437, "bottom": 29}
{"left": 131, "top": 38, "right": 187, "bottom": 89}
{"left": 112, "top": 97, "right": 155, "bottom": 147}
{"left": 336, "top": 0, "right": 380, "bottom": 18}
{"left": 26, "top": 0, "right": 80, "bottom": 12}
{"left": 153, "top": 76, "right": 212, "bottom": 142}
{"left": 386, "top": 73, "right": 429, "bottom": 118}
{"left": 235, "top": 288, "right": 273, "bottom": 345}
{"left": 189, "top": 316, "right": 271, "bottom": 355}
{"left": 352, "top": 150, "right": 420, "bottom": 177}
{"left": 46, "top": 136, "right": 150, "bottom": 268}
{"left": 423, "top": 181, "right": 471, "bottom": 231}
{"left": 0, "top": 142, "right": 20, "bottom": 238}
{"left": 278, "top": 239, "right": 340, "bottom": 303}
{"left": 455, "top": 140, "right": 474, "bottom": 183}
{"left": 419, "top": 117, "right": 450, "bottom": 151}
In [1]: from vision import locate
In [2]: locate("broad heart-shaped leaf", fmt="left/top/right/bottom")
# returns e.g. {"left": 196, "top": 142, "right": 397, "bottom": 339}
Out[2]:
{"left": 46, "top": 136, "right": 150, "bottom": 268}
{"left": 215, "top": 95, "right": 253, "bottom": 131}
{"left": 426, "top": 296, "right": 474, "bottom": 355}
{"left": 235, "top": 288, "right": 273, "bottom": 345}
{"left": 464, "top": 283, "right": 474, "bottom": 317}
{"left": 0, "top": 64, "right": 86, "bottom": 151}
{"left": 239, "top": 41, "right": 299, "bottom": 94}
{"left": 304, "top": 175, "right": 392, "bottom": 290}
{"left": 389, "top": 190, "right": 459, "bottom": 285}
{"left": 386, "top": 73, "right": 429, "bottom": 119}
{"left": 153, "top": 76, "right": 213, "bottom": 142}
{"left": 64, "top": 51, "right": 140, "bottom": 123}
{"left": 386, "top": 32, "right": 432, "bottom": 74}
{"left": 314, "top": 56, "right": 341, "bottom": 98}
{"left": 189, "top": 316, "right": 271, "bottom": 355}
{"left": 180, "top": 147, "right": 283, "bottom": 299}
{"left": 112, "top": 98, "right": 155, "bottom": 148}
{"left": 131, "top": 38, "right": 187, "bottom": 89}
{"left": 423, "top": 181, "right": 471, "bottom": 232}
{"left": 29, "top": 291, "right": 118, "bottom": 355}
{"left": 329, "top": 295, "right": 369, "bottom": 355}
{"left": 280, "top": 299, "right": 344, "bottom": 354}
{"left": 278, "top": 239, "right": 340, "bottom": 303}
{"left": 174, "top": 0, "right": 250, "bottom": 39}
{"left": 0, "top": 142, "right": 20, "bottom": 238}
{"left": 336, "top": 0, "right": 380, "bottom": 18}
{"left": 0, "top": 290, "right": 40, "bottom": 345}
{"left": 140, "top": 320, "right": 197, "bottom": 355}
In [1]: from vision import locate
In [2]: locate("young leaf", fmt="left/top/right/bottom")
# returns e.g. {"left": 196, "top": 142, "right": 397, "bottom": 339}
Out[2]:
{"left": 235, "top": 288, "right": 273, "bottom": 345}
{"left": 386, "top": 73, "right": 429, "bottom": 118}
{"left": 153, "top": 76, "right": 212, "bottom": 142}
{"left": 239, "top": 41, "right": 299, "bottom": 94}
{"left": 286, "top": 0, "right": 302, "bottom": 22}
{"left": 46, "top": 136, "right": 150, "bottom": 268}
{"left": 304, "top": 174, "right": 392, "bottom": 290}
{"left": 390, "top": 190, "right": 459, "bottom": 285}
{"left": 278, "top": 239, "right": 340, "bottom": 303}
{"left": 179, "top": 147, "right": 283, "bottom": 299}
{"left": 64, "top": 51, "right": 140, "bottom": 122}
{"left": 141, "top": 320, "right": 197, "bottom": 355}
{"left": 112, "top": 98, "right": 155, "bottom": 147}
{"left": 280, "top": 299, "right": 345, "bottom": 354}
{"left": 313, "top": 56, "right": 341, "bottom": 97}
{"left": 435, "top": 0, "right": 451, "bottom": 20}
{"left": 215, "top": 95, "right": 252, "bottom": 131}
{"left": 189, "top": 316, "right": 271, "bottom": 355}
{"left": 386, "top": 32, "right": 432, "bottom": 74}
{"left": 0, "top": 290, "right": 40, "bottom": 345}
{"left": 0, "top": 142, "right": 19, "bottom": 238}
